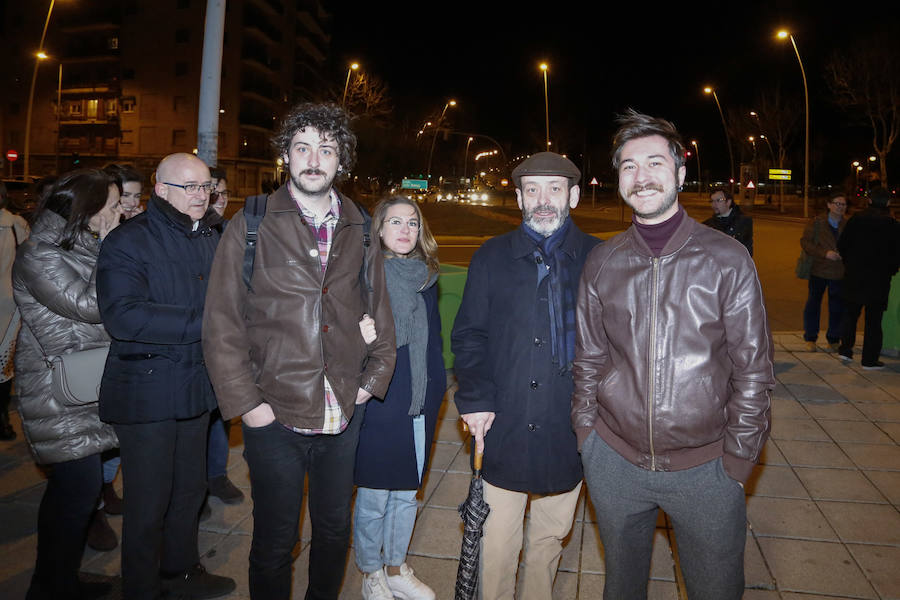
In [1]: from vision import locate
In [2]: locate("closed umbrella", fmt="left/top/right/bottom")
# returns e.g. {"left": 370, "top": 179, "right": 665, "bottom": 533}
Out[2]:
{"left": 455, "top": 449, "right": 489, "bottom": 600}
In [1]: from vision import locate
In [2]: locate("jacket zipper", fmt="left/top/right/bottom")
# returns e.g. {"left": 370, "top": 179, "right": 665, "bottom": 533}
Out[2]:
{"left": 648, "top": 257, "right": 659, "bottom": 470}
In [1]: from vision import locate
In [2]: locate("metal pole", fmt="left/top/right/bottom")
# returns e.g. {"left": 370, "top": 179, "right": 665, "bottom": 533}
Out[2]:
{"left": 426, "top": 102, "right": 451, "bottom": 183}
{"left": 197, "top": 0, "right": 226, "bottom": 169}
{"left": 692, "top": 141, "right": 702, "bottom": 195}
{"left": 55, "top": 62, "right": 61, "bottom": 173}
{"left": 24, "top": 0, "right": 56, "bottom": 179}
{"left": 789, "top": 34, "right": 810, "bottom": 218}
{"left": 542, "top": 69, "right": 550, "bottom": 149}
{"left": 462, "top": 137, "right": 473, "bottom": 182}
{"left": 712, "top": 91, "right": 735, "bottom": 195}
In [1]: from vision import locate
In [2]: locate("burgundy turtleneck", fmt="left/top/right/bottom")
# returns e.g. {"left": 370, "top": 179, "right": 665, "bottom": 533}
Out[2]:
{"left": 632, "top": 204, "right": 685, "bottom": 256}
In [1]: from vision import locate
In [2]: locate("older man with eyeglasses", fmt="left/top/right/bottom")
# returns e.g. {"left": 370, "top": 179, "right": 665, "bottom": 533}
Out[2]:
{"left": 97, "top": 153, "right": 235, "bottom": 600}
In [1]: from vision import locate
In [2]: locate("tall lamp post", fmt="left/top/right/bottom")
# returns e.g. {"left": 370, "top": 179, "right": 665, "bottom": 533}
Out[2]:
{"left": 749, "top": 111, "right": 776, "bottom": 163}
{"left": 341, "top": 62, "right": 359, "bottom": 107}
{"left": 691, "top": 140, "right": 702, "bottom": 194}
{"left": 777, "top": 30, "right": 809, "bottom": 218}
{"left": 425, "top": 99, "right": 456, "bottom": 184}
{"left": 24, "top": 0, "right": 58, "bottom": 179}
{"left": 462, "top": 136, "right": 474, "bottom": 182}
{"left": 703, "top": 86, "right": 735, "bottom": 195}
{"left": 539, "top": 63, "right": 550, "bottom": 149}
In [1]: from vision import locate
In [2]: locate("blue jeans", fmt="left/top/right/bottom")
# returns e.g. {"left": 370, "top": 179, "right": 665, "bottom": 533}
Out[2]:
{"left": 242, "top": 407, "right": 363, "bottom": 600}
{"left": 354, "top": 488, "right": 418, "bottom": 573}
{"left": 803, "top": 276, "right": 843, "bottom": 343}
{"left": 102, "top": 452, "right": 120, "bottom": 484}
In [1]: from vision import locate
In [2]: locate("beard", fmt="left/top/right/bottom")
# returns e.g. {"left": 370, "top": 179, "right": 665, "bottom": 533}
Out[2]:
{"left": 624, "top": 183, "right": 679, "bottom": 221}
{"left": 523, "top": 204, "right": 569, "bottom": 237}
{"left": 290, "top": 168, "right": 336, "bottom": 196}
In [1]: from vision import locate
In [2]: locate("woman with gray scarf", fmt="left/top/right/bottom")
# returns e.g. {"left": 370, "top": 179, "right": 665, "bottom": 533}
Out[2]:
{"left": 354, "top": 196, "right": 446, "bottom": 600}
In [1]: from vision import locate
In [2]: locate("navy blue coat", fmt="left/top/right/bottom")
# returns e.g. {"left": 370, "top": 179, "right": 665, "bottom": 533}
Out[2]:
{"left": 452, "top": 222, "right": 601, "bottom": 494}
{"left": 355, "top": 284, "right": 446, "bottom": 490}
{"left": 97, "top": 195, "right": 221, "bottom": 424}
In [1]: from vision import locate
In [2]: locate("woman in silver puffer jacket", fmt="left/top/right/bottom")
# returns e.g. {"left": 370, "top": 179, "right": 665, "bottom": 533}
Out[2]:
{"left": 13, "top": 168, "right": 122, "bottom": 600}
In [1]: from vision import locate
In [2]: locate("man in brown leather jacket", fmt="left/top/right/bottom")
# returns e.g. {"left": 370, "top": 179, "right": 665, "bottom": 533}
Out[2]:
{"left": 203, "top": 103, "right": 396, "bottom": 599}
{"left": 571, "top": 110, "right": 774, "bottom": 600}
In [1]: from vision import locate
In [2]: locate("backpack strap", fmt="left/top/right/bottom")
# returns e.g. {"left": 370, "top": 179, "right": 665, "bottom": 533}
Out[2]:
{"left": 242, "top": 194, "right": 268, "bottom": 292}
{"left": 360, "top": 209, "right": 374, "bottom": 315}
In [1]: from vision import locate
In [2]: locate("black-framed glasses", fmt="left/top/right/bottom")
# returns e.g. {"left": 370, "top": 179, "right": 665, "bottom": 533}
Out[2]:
{"left": 163, "top": 182, "right": 215, "bottom": 195}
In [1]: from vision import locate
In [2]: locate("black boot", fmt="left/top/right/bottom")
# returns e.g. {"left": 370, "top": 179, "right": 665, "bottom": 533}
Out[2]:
{"left": 86, "top": 509, "right": 118, "bottom": 552}
{"left": 160, "top": 564, "right": 236, "bottom": 599}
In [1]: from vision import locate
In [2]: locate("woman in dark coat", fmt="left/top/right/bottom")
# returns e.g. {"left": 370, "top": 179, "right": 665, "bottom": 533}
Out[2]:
{"left": 13, "top": 169, "right": 122, "bottom": 599}
{"left": 354, "top": 196, "right": 446, "bottom": 600}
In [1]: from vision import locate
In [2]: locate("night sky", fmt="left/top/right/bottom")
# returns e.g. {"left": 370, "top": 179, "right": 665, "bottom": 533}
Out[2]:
{"left": 329, "top": 0, "right": 899, "bottom": 186}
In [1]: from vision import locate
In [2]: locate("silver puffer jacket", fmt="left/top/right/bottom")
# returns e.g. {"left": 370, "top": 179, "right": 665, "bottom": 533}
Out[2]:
{"left": 13, "top": 210, "right": 117, "bottom": 465}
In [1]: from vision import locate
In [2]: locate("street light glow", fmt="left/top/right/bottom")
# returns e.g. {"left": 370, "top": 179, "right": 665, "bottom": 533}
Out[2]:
{"left": 539, "top": 63, "right": 548, "bottom": 71}
{"left": 350, "top": 62, "right": 359, "bottom": 70}
{"left": 703, "top": 87, "right": 713, "bottom": 94}
{"left": 36, "top": 51, "right": 48, "bottom": 59}
{"left": 449, "top": 100, "right": 457, "bottom": 106}
{"left": 776, "top": 30, "right": 789, "bottom": 39}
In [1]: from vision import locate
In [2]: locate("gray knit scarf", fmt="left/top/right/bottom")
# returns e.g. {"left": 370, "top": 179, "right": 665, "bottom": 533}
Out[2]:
{"left": 383, "top": 257, "right": 437, "bottom": 416}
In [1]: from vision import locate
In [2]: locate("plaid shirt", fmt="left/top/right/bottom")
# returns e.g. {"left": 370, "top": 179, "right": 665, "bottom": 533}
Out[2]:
{"left": 287, "top": 188, "right": 349, "bottom": 435}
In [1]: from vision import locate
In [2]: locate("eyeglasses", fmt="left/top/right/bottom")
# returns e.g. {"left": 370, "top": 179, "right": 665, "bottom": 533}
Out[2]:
{"left": 829, "top": 202, "right": 847, "bottom": 208}
{"left": 163, "top": 182, "right": 215, "bottom": 195}
{"left": 214, "top": 190, "right": 229, "bottom": 198}
{"left": 384, "top": 217, "right": 420, "bottom": 230}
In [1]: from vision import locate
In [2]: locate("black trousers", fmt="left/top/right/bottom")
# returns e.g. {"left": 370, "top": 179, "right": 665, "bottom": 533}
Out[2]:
{"left": 115, "top": 412, "right": 210, "bottom": 600}
{"left": 26, "top": 453, "right": 102, "bottom": 600}
{"left": 838, "top": 300, "right": 885, "bottom": 365}
{"left": 242, "top": 407, "right": 364, "bottom": 600}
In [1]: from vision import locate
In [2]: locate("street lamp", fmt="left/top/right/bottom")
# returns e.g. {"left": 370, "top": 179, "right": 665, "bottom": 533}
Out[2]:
{"left": 24, "top": 0, "right": 58, "bottom": 178}
{"left": 341, "top": 62, "right": 359, "bottom": 107}
{"left": 691, "top": 140, "right": 702, "bottom": 194}
{"left": 462, "top": 136, "right": 474, "bottom": 182}
{"left": 426, "top": 99, "right": 457, "bottom": 183}
{"left": 749, "top": 111, "right": 776, "bottom": 163}
{"left": 777, "top": 29, "right": 810, "bottom": 218}
{"left": 540, "top": 63, "right": 550, "bottom": 149}
{"left": 703, "top": 86, "right": 735, "bottom": 194}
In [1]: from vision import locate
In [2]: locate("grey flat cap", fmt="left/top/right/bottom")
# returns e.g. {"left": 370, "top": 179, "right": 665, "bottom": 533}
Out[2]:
{"left": 511, "top": 152, "right": 581, "bottom": 188}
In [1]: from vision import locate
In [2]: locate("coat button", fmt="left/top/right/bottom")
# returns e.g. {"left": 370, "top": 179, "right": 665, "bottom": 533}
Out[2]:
{"left": 530, "top": 380, "right": 538, "bottom": 389}
{"left": 323, "top": 325, "right": 329, "bottom": 332}
{"left": 309, "top": 248, "right": 319, "bottom": 257}
{"left": 535, "top": 255, "right": 543, "bottom": 264}
{"left": 528, "top": 423, "right": 536, "bottom": 431}
{"left": 533, "top": 337, "right": 541, "bottom": 346}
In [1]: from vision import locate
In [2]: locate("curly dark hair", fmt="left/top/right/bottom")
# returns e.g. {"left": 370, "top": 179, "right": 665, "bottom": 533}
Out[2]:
{"left": 611, "top": 108, "right": 686, "bottom": 171}
{"left": 271, "top": 102, "right": 357, "bottom": 180}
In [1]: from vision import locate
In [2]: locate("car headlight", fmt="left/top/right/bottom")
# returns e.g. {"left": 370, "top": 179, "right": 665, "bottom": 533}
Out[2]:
{"left": 481, "top": 193, "right": 488, "bottom": 201}
{"left": 437, "top": 194, "right": 443, "bottom": 200}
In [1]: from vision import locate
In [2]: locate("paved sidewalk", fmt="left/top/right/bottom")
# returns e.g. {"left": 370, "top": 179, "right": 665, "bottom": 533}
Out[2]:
{"left": 1, "top": 333, "right": 899, "bottom": 599}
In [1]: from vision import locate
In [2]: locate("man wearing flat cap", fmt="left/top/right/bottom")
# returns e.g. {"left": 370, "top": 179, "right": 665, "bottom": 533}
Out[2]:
{"left": 452, "top": 152, "right": 601, "bottom": 599}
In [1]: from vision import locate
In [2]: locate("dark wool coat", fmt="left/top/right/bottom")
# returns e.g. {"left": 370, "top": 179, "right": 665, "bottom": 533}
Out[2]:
{"left": 838, "top": 206, "right": 900, "bottom": 310}
{"left": 97, "top": 195, "right": 221, "bottom": 424}
{"left": 451, "top": 222, "right": 601, "bottom": 494}
{"left": 703, "top": 204, "right": 753, "bottom": 256}
{"left": 354, "top": 284, "right": 445, "bottom": 490}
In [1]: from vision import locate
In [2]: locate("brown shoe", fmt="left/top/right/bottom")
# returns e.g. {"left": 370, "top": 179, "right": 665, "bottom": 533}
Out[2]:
{"left": 804, "top": 341, "right": 816, "bottom": 352}
{"left": 87, "top": 509, "right": 118, "bottom": 552}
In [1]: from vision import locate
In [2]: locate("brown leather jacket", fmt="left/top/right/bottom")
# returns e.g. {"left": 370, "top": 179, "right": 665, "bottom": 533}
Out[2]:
{"left": 800, "top": 214, "right": 845, "bottom": 280}
{"left": 202, "top": 186, "right": 395, "bottom": 430}
{"left": 571, "top": 214, "right": 774, "bottom": 484}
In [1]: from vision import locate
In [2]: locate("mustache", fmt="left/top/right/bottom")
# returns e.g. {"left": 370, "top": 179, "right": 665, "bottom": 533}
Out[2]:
{"left": 627, "top": 184, "right": 665, "bottom": 196}
{"left": 301, "top": 169, "right": 327, "bottom": 177}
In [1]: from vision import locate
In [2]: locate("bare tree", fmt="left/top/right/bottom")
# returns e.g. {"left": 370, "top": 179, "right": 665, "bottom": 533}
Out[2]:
{"left": 826, "top": 32, "right": 900, "bottom": 187}
{"left": 339, "top": 72, "right": 393, "bottom": 127}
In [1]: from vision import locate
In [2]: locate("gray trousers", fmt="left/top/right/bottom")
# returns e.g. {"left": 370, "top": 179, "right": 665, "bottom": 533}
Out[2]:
{"left": 581, "top": 431, "right": 747, "bottom": 600}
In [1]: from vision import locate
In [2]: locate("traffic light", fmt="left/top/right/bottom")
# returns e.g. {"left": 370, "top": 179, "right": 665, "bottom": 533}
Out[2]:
{"left": 72, "top": 152, "right": 80, "bottom": 166}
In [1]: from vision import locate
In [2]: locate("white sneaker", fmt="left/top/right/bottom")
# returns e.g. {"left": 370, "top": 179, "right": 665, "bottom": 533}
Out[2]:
{"left": 361, "top": 568, "right": 394, "bottom": 600}
{"left": 385, "top": 563, "right": 435, "bottom": 600}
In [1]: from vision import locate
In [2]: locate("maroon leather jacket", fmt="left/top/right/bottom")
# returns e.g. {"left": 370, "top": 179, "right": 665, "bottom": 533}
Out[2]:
{"left": 571, "top": 214, "right": 774, "bottom": 484}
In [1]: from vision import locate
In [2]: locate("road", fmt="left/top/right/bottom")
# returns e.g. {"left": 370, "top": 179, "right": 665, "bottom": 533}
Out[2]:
{"left": 436, "top": 208, "right": 810, "bottom": 334}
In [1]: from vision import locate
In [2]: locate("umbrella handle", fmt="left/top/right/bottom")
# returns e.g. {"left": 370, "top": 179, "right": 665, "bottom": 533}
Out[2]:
{"left": 474, "top": 450, "right": 483, "bottom": 471}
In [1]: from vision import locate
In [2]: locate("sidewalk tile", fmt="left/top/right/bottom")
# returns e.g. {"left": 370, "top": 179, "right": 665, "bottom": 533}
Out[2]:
{"left": 744, "top": 534, "right": 776, "bottom": 590}
{"left": 783, "top": 383, "right": 847, "bottom": 405}
{"left": 775, "top": 440, "right": 854, "bottom": 468}
{"left": 864, "top": 470, "right": 900, "bottom": 504}
{"left": 817, "top": 420, "right": 894, "bottom": 444}
{"left": 834, "top": 383, "right": 897, "bottom": 404}
{"left": 558, "top": 519, "right": 584, "bottom": 572}
{"left": 198, "top": 532, "right": 249, "bottom": 597}
{"left": 839, "top": 442, "right": 900, "bottom": 470}
{"left": 401, "top": 555, "right": 459, "bottom": 600}
{"left": 576, "top": 572, "right": 604, "bottom": 599}
{"left": 772, "top": 395, "right": 807, "bottom": 417}
{"left": 426, "top": 471, "right": 471, "bottom": 509}
{"left": 846, "top": 543, "right": 900, "bottom": 600}
{"left": 794, "top": 467, "right": 885, "bottom": 502}
{"left": 879, "top": 421, "right": 900, "bottom": 444}
{"left": 759, "top": 440, "right": 787, "bottom": 465}
{"left": 770, "top": 417, "right": 830, "bottom": 442}
{"left": 746, "top": 497, "right": 837, "bottom": 540}
{"left": 818, "top": 501, "right": 900, "bottom": 544}
{"left": 803, "top": 402, "right": 867, "bottom": 421}
{"left": 408, "top": 506, "right": 462, "bottom": 558}
{"left": 427, "top": 441, "right": 460, "bottom": 472}
{"left": 857, "top": 404, "right": 900, "bottom": 422}
{"left": 756, "top": 538, "right": 877, "bottom": 598}
{"left": 746, "top": 465, "right": 809, "bottom": 499}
